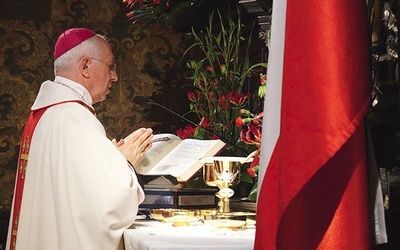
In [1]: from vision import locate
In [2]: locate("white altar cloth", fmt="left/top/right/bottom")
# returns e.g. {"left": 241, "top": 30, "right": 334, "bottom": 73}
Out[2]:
{"left": 123, "top": 220, "right": 255, "bottom": 250}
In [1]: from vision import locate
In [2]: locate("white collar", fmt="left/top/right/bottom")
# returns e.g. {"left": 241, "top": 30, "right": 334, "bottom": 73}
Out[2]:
{"left": 54, "top": 76, "right": 93, "bottom": 106}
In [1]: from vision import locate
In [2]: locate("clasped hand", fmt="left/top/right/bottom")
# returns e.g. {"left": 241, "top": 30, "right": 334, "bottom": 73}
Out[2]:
{"left": 112, "top": 128, "right": 153, "bottom": 167}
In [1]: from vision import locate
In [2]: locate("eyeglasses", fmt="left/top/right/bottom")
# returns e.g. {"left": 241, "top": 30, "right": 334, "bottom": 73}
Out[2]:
{"left": 89, "top": 57, "right": 117, "bottom": 71}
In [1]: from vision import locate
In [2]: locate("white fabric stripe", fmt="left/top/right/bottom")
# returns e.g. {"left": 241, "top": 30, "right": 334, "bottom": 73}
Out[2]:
{"left": 257, "top": 0, "right": 287, "bottom": 194}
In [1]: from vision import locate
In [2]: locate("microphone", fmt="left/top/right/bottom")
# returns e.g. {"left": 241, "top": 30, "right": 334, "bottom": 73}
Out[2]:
{"left": 132, "top": 95, "right": 250, "bottom": 155}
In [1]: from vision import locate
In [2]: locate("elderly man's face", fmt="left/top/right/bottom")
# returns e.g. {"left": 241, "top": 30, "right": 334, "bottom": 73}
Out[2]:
{"left": 87, "top": 37, "right": 118, "bottom": 104}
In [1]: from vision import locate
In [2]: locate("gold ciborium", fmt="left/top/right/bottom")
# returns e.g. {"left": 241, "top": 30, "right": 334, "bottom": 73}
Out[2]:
{"left": 202, "top": 157, "right": 251, "bottom": 213}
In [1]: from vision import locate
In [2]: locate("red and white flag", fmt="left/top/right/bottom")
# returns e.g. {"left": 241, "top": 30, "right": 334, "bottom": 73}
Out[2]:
{"left": 255, "top": 0, "right": 374, "bottom": 249}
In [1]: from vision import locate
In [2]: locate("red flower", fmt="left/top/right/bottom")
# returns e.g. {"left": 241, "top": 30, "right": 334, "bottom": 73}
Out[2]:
{"left": 211, "top": 134, "right": 220, "bottom": 140}
{"left": 199, "top": 117, "right": 210, "bottom": 128}
{"left": 210, "top": 78, "right": 217, "bottom": 86}
{"left": 251, "top": 154, "right": 260, "bottom": 168}
{"left": 240, "top": 123, "right": 262, "bottom": 146}
{"left": 247, "top": 165, "right": 259, "bottom": 178}
{"left": 197, "top": 78, "right": 205, "bottom": 88}
{"left": 207, "top": 92, "right": 216, "bottom": 103}
{"left": 123, "top": 0, "right": 143, "bottom": 8}
{"left": 236, "top": 117, "right": 244, "bottom": 127}
{"left": 188, "top": 91, "right": 196, "bottom": 101}
{"left": 247, "top": 154, "right": 260, "bottom": 177}
{"left": 218, "top": 95, "right": 229, "bottom": 109}
{"left": 196, "top": 90, "right": 205, "bottom": 100}
{"left": 260, "top": 73, "right": 266, "bottom": 85}
{"left": 176, "top": 125, "right": 196, "bottom": 139}
{"left": 236, "top": 117, "right": 252, "bottom": 127}
{"left": 227, "top": 91, "right": 251, "bottom": 106}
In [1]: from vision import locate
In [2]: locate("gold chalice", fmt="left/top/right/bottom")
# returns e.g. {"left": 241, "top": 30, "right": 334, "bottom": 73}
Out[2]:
{"left": 202, "top": 156, "right": 252, "bottom": 213}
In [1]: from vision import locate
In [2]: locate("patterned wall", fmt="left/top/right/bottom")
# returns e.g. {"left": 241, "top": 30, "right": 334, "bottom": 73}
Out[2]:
{"left": 0, "top": 0, "right": 191, "bottom": 213}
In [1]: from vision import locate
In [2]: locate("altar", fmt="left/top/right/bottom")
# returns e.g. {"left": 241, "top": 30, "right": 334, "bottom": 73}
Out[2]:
{"left": 127, "top": 155, "right": 257, "bottom": 250}
{"left": 123, "top": 219, "right": 255, "bottom": 250}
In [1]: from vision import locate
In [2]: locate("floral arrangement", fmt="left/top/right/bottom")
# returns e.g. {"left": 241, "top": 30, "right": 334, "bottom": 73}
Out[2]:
{"left": 122, "top": 0, "right": 200, "bottom": 29}
{"left": 176, "top": 10, "right": 267, "bottom": 156}
{"left": 175, "top": 10, "right": 267, "bottom": 198}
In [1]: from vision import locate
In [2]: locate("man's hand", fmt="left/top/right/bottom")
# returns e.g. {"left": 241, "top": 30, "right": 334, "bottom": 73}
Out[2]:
{"left": 113, "top": 128, "right": 153, "bottom": 167}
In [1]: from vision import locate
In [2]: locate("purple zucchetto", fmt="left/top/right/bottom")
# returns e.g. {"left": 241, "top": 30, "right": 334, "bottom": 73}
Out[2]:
{"left": 54, "top": 28, "right": 96, "bottom": 60}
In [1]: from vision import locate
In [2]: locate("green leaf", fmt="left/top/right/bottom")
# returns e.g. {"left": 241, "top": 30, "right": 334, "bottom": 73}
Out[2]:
{"left": 247, "top": 181, "right": 258, "bottom": 201}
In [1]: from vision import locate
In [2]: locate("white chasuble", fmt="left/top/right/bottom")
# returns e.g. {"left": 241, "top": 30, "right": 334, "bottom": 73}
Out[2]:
{"left": 7, "top": 80, "right": 144, "bottom": 250}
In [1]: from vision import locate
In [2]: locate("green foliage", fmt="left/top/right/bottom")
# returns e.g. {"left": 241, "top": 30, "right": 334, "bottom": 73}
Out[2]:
{"left": 179, "top": 9, "right": 267, "bottom": 157}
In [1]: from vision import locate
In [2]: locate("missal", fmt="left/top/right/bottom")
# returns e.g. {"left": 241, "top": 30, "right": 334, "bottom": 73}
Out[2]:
{"left": 131, "top": 133, "right": 225, "bottom": 182}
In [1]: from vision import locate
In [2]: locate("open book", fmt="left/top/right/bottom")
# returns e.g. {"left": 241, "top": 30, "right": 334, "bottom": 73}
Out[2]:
{"left": 133, "top": 133, "right": 225, "bottom": 183}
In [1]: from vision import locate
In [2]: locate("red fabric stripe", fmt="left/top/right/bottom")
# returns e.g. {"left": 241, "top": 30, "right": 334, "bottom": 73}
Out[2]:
{"left": 9, "top": 108, "right": 47, "bottom": 250}
{"left": 255, "top": 0, "right": 371, "bottom": 249}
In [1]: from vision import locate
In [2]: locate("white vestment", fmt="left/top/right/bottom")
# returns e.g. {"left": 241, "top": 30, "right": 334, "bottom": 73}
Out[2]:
{"left": 6, "top": 78, "right": 144, "bottom": 250}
